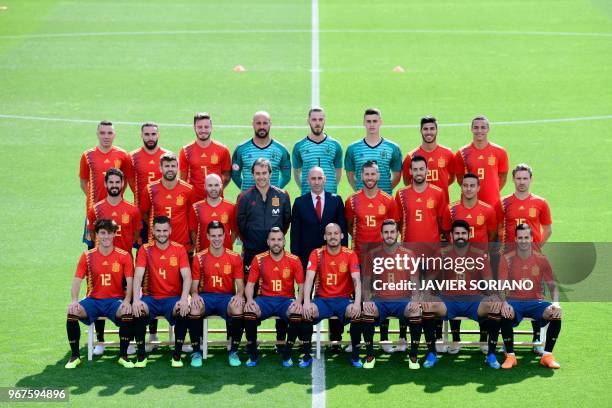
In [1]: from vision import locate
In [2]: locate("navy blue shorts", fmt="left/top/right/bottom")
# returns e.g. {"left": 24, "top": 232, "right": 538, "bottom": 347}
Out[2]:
{"left": 255, "top": 296, "right": 293, "bottom": 322}
{"left": 374, "top": 300, "right": 410, "bottom": 324}
{"left": 142, "top": 295, "right": 180, "bottom": 325}
{"left": 443, "top": 297, "right": 481, "bottom": 321}
{"left": 202, "top": 292, "right": 232, "bottom": 320}
{"left": 79, "top": 297, "right": 122, "bottom": 325}
{"left": 82, "top": 217, "right": 94, "bottom": 249}
{"left": 509, "top": 300, "right": 552, "bottom": 327}
{"left": 313, "top": 297, "right": 352, "bottom": 325}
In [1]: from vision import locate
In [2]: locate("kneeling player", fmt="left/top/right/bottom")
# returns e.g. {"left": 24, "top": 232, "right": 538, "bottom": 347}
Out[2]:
{"left": 499, "top": 223, "right": 562, "bottom": 369}
{"left": 362, "top": 220, "right": 423, "bottom": 369}
{"left": 132, "top": 216, "right": 192, "bottom": 367}
{"left": 65, "top": 219, "right": 134, "bottom": 369}
{"left": 243, "top": 228, "right": 304, "bottom": 367}
{"left": 421, "top": 220, "right": 504, "bottom": 369}
{"left": 303, "top": 223, "right": 363, "bottom": 367}
{"left": 189, "top": 221, "right": 245, "bottom": 367}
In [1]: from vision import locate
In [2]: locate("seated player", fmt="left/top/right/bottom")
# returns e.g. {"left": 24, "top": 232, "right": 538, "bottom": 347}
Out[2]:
{"left": 65, "top": 219, "right": 134, "bottom": 369}
{"left": 243, "top": 227, "right": 304, "bottom": 367}
{"left": 303, "top": 223, "right": 363, "bottom": 367}
{"left": 132, "top": 216, "right": 192, "bottom": 368}
{"left": 499, "top": 223, "right": 562, "bottom": 369}
{"left": 362, "top": 220, "right": 423, "bottom": 369}
{"left": 421, "top": 220, "right": 504, "bottom": 369}
{"left": 188, "top": 221, "right": 245, "bottom": 367}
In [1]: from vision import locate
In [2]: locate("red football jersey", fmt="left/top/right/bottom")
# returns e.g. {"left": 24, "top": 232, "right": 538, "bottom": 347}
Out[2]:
{"left": 498, "top": 250, "right": 554, "bottom": 300}
{"left": 141, "top": 180, "right": 194, "bottom": 251}
{"left": 366, "top": 245, "right": 417, "bottom": 299}
{"left": 442, "top": 200, "right": 497, "bottom": 244}
{"left": 87, "top": 198, "right": 142, "bottom": 252}
{"left": 498, "top": 193, "right": 552, "bottom": 244}
{"left": 307, "top": 246, "right": 360, "bottom": 298}
{"left": 192, "top": 248, "right": 243, "bottom": 294}
{"left": 79, "top": 146, "right": 130, "bottom": 211}
{"left": 75, "top": 247, "right": 134, "bottom": 299}
{"left": 395, "top": 184, "right": 449, "bottom": 243}
{"left": 127, "top": 147, "right": 168, "bottom": 211}
{"left": 345, "top": 190, "right": 398, "bottom": 257}
{"left": 402, "top": 145, "right": 454, "bottom": 202}
{"left": 434, "top": 246, "right": 492, "bottom": 297}
{"left": 136, "top": 242, "right": 190, "bottom": 299}
{"left": 248, "top": 252, "right": 304, "bottom": 298}
{"left": 189, "top": 199, "right": 236, "bottom": 252}
{"left": 454, "top": 142, "right": 509, "bottom": 207}
{"left": 179, "top": 140, "right": 231, "bottom": 202}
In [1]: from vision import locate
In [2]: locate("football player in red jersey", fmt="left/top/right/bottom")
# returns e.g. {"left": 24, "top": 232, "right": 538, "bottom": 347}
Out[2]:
{"left": 65, "top": 219, "right": 134, "bottom": 369}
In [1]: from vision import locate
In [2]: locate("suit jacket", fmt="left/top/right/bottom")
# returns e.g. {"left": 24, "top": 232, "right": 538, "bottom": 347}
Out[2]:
{"left": 290, "top": 191, "right": 348, "bottom": 269}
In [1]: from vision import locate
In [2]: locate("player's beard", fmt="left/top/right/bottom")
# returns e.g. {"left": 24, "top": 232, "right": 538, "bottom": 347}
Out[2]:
{"left": 107, "top": 187, "right": 121, "bottom": 197}
{"left": 310, "top": 125, "right": 324, "bottom": 136}
{"left": 327, "top": 239, "right": 340, "bottom": 249}
{"left": 163, "top": 171, "right": 177, "bottom": 181}
{"left": 270, "top": 245, "right": 283, "bottom": 256}
{"left": 413, "top": 175, "right": 426, "bottom": 185}
{"left": 421, "top": 133, "right": 437, "bottom": 144}
{"left": 197, "top": 132, "right": 211, "bottom": 142}
{"left": 454, "top": 239, "right": 468, "bottom": 249}
{"left": 255, "top": 128, "right": 269, "bottom": 138}
{"left": 155, "top": 235, "right": 170, "bottom": 245}
{"left": 144, "top": 140, "right": 158, "bottom": 150}
{"left": 207, "top": 189, "right": 220, "bottom": 199}
{"left": 363, "top": 179, "right": 378, "bottom": 190}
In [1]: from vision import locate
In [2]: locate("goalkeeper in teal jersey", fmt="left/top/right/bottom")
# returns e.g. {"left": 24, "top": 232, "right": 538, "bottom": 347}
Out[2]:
{"left": 345, "top": 108, "right": 402, "bottom": 195}
{"left": 292, "top": 107, "right": 343, "bottom": 193}
{"left": 231, "top": 111, "right": 292, "bottom": 192}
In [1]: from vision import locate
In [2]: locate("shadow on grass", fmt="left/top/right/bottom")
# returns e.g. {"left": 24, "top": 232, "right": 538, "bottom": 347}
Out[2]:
{"left": 324, "top": 347, "right": 555, "bottom": 393}
{"left": 15, "top": 346, "right": 312, "bottom": 397}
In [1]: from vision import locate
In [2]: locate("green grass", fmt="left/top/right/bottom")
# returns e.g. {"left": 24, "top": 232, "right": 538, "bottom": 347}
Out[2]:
{"left": 0, "top": 0, "right": 611, "bottom": 407}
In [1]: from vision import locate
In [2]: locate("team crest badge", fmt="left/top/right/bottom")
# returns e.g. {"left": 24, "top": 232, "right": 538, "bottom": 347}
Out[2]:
{"left": 381, "top": 151, "right": 388, "bottom": 159}
{"left": 224, "top": 264, "right": 232, "bottom": 275}
{"left": 427, "top": 199, "right": 435, "bottom": 209}
{"left": 220, "top": 213, "right": 228, "bottom": 223}
{"left": 487, "top": 155, "right": 496, "bottom": 166}
{"left": 532, "top": 266, "right": 540, "bottom": 276}
{"left": 272, "top": 197, "right": 280, "bottom": 207}
{"left": 529, "top": 207, "right": 537, "bottom": 218}
{"left": 114, "top": 159, "right": 122, "bottom": 168}
{"left": 339, "top": 262, "right": 347, "bottom": 273}
{"left": 111, "top": 261, "right": 121, "bottom": 273}
{"left": 438, "top": 158, "right": 446, "bottom": 168}
{"left": 476, "top": 215, "right": 485, "bottom": 225}
{"left": 169, "top": 256, "right": 178, "bottom": 267}
{"left": 271, "top": 152, "right": 279, "bottom": 161}
{"left": 176, "top": 195, "right": 184, "bottom": 206}
{"left": 282, "top": 267, "right": 291, "bottom": 279}
{"left": 121, "top": 213, "right": 130, "bottom": 224}
{"left": 378, "top": 204, "right": 386, "bottom": 215}
{"left": 211, "top": 154, "right": 219, "bottom": 164}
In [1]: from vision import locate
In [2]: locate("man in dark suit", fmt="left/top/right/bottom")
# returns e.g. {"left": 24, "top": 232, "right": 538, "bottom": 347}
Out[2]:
{"left": 291, "top": 167, "right": 348, "bottom": 351}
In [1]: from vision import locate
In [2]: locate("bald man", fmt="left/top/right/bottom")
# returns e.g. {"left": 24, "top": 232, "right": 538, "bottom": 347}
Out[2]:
{"left": 231, "top": 111, "right": 292, "bottom": 192}
{"left": 189, "top": 173, "right": 237, "bottom": 252}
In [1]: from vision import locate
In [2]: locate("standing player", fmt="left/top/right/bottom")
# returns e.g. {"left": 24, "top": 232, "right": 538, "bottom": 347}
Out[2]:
{"left": 440, "top": 172, "right": 498, "bottom": 353}
{"left": 188, "top": 221, "right": 245, "bottom": 367}
{"left": 80, "top": 121, "right": 130, "bottom": 248}
{"left": 454, "top": 115, "right": 508, "bottom": 207}
{"left": 65, "top": 219, "right": 134, "bottom": 369}
{"left": 361, "top": 220, "right": 424, "bottom": 369}
{"left": 179, "top": 112, "right": 231, "bottom": 202}
{"left": 243, "top": 228, "right": 304, "bottom": 367}
{"left": 189, "top": 173, "right": 237, "bottom": 252}
{"left": 141, "top": 152, "right": 195, "bottom": 253}
{"left": 132, "top": 216, "right": 192, "bottom": 367}
{"left": 231, "top": 111, "right": 291, "bottom": 192}
{"left": 402, "top": 116, "right": 455, "bottom": 203}
{"left": 292, "top": 107, "right": 343, "bottom": 193}
{"left": 499, "top": 224, "right": 562, "bottom": 369}
{"left": 127, "top": 122, "right": 168, "bottom": 244}
{"left": 302, "top": 223, "right": 362, "bottom": 367}
{"left": 345, "top": 108, "right": 402, "bottom": 195}
{"left": 499, "top": 163, "right": 552, "bottom": 353}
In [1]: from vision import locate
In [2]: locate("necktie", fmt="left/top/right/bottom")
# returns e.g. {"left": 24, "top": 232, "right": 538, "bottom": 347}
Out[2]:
{"left": 315, "top": 195, "right": 322, "bottom": 221}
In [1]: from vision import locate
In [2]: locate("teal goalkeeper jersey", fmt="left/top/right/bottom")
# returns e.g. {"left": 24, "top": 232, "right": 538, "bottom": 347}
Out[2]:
{"left": 344, "top": 138, "right": 403, "bottom": 194}
{"left": 292, "top": 134, "right": 343, "bottom": 193}
{"left": 231, "top": 139, "right": 291, "bottom": 191}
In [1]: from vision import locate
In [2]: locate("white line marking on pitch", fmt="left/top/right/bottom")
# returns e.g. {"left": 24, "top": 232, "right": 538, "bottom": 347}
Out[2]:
{"left": 1, "top": 113, "right": 611, "bottom": 130}
{"left": 310, "top": 1, "right": 326, "bottom": 407}
{"left": 1, "top": 28, "right": 612, "bottom": 40}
